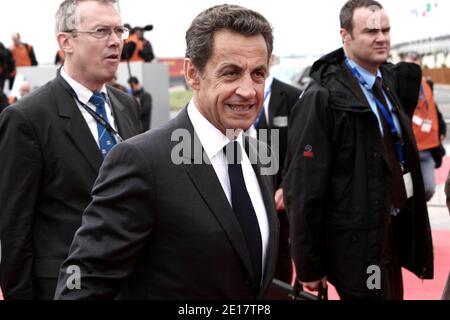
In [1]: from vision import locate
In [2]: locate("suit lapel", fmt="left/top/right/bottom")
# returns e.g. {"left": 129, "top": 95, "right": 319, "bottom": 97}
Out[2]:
{"left": 53, "top": 79, "right": 102, "bottom": 174}
{"left": 186, "top": 162, "right": 255, "bottom": 279}
{"left": 244, "top": 137, "right": 279, "bottom": 297}
{"left": 106, "top": 86, "right": 137, "bottom": 139}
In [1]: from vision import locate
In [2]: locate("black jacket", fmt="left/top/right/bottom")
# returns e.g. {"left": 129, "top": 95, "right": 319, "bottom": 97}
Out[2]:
{"left": 284, "top": 48, "right": 433, "bottom": 297}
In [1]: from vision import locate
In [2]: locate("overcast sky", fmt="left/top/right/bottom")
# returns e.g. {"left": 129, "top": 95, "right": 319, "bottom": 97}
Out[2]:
{"left": 0, "top": 0, "right": 448, "bottom": 64}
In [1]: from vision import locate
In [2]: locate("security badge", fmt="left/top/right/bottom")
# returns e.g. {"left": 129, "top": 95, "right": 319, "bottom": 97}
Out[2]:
{"left": 404, "top": 172, "right": 414, "bottom": 199}
{"left": 421, "top": 120, "right": 432, "bottom": 133}
{"left": 273, "top": 116, "right": 288, "bottom": 127}
{"left": 412, "top": 116, "right": 432, "bottom": 133}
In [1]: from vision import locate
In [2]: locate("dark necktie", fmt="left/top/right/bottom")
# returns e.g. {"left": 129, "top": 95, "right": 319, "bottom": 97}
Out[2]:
{"left": 372, "top": 77, "right": 407, "bottom": 210}
{"left": 89, "top": 92, "right": 117, "bottom": 158}
{"left": 224, "top": 141, "right": 262, "bottom": 286}
{"left": 372, "top": 77, "right": 389, "bottom": 109}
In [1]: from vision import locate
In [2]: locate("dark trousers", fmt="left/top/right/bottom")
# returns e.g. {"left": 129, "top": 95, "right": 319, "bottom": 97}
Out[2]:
{"left": 274, "top": 210, "right": 293, "bottom": 283}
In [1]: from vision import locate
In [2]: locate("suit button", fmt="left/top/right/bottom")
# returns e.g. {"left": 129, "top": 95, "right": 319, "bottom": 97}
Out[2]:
{"left": 373, "top": 152, "right": 379, "bottom": 158}
{"left": 244, "top": 279, "right": 251, "bottom": 286}
{"left": 351, "top": 234, "right": 358, "bottom": 242}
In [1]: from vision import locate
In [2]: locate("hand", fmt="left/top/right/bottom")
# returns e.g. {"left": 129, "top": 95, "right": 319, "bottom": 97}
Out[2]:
{"left": 301, "top": 277, "right": 327, "bottom": 292}
{"left": 274, "top": 188, "right": 285, "bottom": 211}
{"left": 441, "top": 135, "right": 446, "bottom": 142}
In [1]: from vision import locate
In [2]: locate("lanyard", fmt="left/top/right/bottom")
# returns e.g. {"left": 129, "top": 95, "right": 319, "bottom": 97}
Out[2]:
{"left": 417, "top": 85, "right": 430, "bottom": 118}
{"left": 345, "top": 59, "right": 405, "bottom": 169}
{"left": 57, "top": 69, "right": 123, "bottom": 143}
{"left": 253, "top": 87, "right": 272, "bottom": 128}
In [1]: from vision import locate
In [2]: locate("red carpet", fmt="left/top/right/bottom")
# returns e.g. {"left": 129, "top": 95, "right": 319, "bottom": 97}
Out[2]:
{"left": 435, "top": 156, "right": 450, "bottom": 185}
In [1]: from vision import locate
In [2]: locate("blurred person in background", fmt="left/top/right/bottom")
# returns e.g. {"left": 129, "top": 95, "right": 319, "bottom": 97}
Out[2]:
{"left": 128, "top": 76, "right": 152, "bottom": 131}
{"left": 404, "top": 51, "right": 444, "bottom": 201}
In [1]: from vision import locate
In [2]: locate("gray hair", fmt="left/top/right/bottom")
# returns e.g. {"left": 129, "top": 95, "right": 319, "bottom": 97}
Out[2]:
{"left": 55, "top": 0, "right": 118, "bottom": 33}
{"left": 340, "top": 0, "right": 383, "bottom": 33}
{"left": 185, "top": 4, "right": 273, "bottom": 73}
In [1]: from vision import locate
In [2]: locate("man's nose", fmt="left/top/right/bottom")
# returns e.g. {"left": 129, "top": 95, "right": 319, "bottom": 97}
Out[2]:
{"left": 375, "top": 31, "right": 388, "bottom": 43}
{"left": 108, "top": 30, "right": 122, "bottom": 46}
{"left": 235, "top": 75, "right": 257, "bottom": 99}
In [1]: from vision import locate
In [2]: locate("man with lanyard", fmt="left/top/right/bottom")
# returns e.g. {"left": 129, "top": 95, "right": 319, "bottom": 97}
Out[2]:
{"left": 0, "top": 0, "right": 141, "bottom": 300}
{"left": 284, "top": 0, "right": 433, "bottom": 299}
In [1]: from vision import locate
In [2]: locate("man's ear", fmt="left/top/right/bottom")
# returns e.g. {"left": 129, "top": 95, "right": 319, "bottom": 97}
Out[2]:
{"left": 56, "top": 32, "right": 74, "bottom": 54}
{"left": 184, "top": 58, "right": 200, "bottom": 90}
{"left": 340, "top": 28, "right": 352, "bottom": 45}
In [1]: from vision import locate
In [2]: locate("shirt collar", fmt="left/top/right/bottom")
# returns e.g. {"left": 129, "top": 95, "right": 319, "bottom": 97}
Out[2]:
{"left": 265, "top": 75, "right": 274, "bottom": 95}
{"left": 346, "top": 57, "right": 382, "bottom": 89}
{"left": 187, "top": 99, "right": 244, "bottom": 160}
{"left": 60, "top": 67, "right": 108, "bottom": 105}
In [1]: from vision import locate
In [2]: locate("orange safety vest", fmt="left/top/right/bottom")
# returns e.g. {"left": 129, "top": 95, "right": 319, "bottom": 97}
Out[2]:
{"left": 412, "top": 78, "right": 440, "bottom": 151}
{"left": 7, "top": 96, "right": 17, "bottom": 105}
{"left": 10, "top": 44, "right": 33, "bottom": 67}
{"left": 124, "top": 33, "right": 145, "bottom": 62}
{"left": 56, "top": 50, "right": 65, "bottom": 64}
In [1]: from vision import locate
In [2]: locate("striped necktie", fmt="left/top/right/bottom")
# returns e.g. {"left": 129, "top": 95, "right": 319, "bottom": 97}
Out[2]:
{"left": 89, "top": 92, "right": 117, "bottom": 158}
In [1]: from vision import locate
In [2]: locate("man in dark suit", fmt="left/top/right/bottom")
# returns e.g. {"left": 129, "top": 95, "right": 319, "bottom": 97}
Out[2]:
{"left": 0, "top": 0, "right": 141, "bottom": 300}
{"left": 54, "top": 4, "right": 279, "bottom": 300}
{"left": 249, "top": 62, "right": 301, "bottom": 282}
{"left": 128, "top": 76, "right": 152, "bottom": 131}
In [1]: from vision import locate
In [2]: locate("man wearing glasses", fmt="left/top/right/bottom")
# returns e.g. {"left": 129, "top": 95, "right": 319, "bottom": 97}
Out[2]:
{"left": 0, "top": 0, "right": 141, "bottom": 300}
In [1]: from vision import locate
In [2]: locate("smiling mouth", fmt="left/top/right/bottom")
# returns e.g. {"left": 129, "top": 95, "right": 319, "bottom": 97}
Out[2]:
{"left": 227, "top": 104, "right": 256, "bottom": 112}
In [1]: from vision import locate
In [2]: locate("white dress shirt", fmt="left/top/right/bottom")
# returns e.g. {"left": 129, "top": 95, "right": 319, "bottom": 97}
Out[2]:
{"left": 187, "top": 100, "right": 270, "bottom": 278}
{"left": 60, "top": 67, "right": 117, "bottom": 147}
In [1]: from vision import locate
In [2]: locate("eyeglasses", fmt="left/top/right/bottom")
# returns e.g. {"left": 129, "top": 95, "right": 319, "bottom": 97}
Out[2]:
{"left": 66, "top": 26, "right": 130, "bottom": 40}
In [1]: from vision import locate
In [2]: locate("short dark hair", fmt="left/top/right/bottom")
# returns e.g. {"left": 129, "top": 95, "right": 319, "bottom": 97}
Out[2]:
{"left": 128, "top": 76, "right": 139, "bottom": 85}
{"left": 185, "top": 4, "right": 273, "bottom": 73}
{"left": 340, "top": 0, "right": 383, "bottom": 33}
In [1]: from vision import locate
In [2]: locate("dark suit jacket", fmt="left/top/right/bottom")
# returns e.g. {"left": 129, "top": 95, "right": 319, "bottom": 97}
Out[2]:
{"left": 256, "top": 78, "right": 301, "bottom": 189}
{"left": 0, "top": 77, "right": 141, "bottom": 299}
{"left": 54, "top": 107, "right": 279, "bottom": 300}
